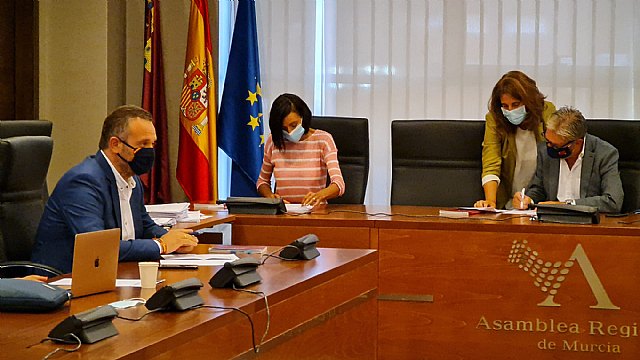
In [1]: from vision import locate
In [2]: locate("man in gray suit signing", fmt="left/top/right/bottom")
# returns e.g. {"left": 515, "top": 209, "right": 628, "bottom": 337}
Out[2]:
{"left": 513, "top": 106, "right": 623, "bottom": 213}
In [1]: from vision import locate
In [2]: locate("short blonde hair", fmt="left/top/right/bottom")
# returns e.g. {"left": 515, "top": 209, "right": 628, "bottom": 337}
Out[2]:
{"left": 546, "top": 106, "right": 587, "bottom": 141}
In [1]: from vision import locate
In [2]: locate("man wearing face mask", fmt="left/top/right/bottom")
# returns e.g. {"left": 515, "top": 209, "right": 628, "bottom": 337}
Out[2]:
{"left": 31, "top": 105, "right": 198, "bottom": 273}
{"left": 513, "top": 106, "right": 623, "bottom": 213}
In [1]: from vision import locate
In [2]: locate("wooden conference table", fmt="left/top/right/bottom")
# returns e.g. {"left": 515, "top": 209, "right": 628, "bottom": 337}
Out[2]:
{"left": 1, "top": 247, "right": 378, "bottom": 359}
{"left": 227, "top": 205, "right": 640, "bottom": 360}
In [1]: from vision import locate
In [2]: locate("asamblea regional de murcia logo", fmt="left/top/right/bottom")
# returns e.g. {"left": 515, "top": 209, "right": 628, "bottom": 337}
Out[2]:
{"left": 508, "top": 240, "right": 619, "bottom": 310}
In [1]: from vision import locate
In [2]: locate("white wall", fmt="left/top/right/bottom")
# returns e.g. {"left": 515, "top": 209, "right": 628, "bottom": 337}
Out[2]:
{"left": 39, "top": 0, "right": 216, "bottom": 201}
{"left": 39, "top": 0, "right": 113, "bottom": 188}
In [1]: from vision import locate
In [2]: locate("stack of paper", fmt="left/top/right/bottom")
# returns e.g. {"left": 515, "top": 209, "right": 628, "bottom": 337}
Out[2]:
{"left": 160, "top": 253, "right": 238, "bottom": 266}
{"left": 176, "top": 211, "right": 201, "bottom": 223}
{"left": 146, "top": 202, "right": 192, "bottom": 226}
{"left": 285, "top": 204, "right": 313, "bottom": 214}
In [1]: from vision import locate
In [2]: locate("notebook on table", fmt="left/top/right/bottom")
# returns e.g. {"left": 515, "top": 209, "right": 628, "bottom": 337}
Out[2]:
{"left": 69, "top": 228, "right": 121, "bottom": 297}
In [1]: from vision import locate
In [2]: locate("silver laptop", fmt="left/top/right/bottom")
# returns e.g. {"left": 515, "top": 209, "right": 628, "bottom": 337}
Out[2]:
{"left": 70, "top": 228, "right": 120, "bottom": 297}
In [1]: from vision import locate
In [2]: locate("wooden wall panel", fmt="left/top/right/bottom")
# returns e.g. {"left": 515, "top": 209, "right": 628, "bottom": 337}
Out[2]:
{"left": 378, "top": 228, "right": 640, "bottom": 359}
{"left": 0, "top": 1, "right": 16, "bottom": 119}
{"left": 233, "top": 224, "right": 373, "bottom": 249}
{"left": 0, "top": 0, "right": 37, "bottom": 120}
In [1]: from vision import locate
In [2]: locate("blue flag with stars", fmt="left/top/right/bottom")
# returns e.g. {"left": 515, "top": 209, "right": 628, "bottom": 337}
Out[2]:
{"left": 218, "top": 0, "right": 264, "bottom": 197}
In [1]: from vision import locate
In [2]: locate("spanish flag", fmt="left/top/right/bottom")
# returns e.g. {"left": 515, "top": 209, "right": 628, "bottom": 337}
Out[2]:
{"left": 177, "top": 0, "right": 217, "bottom": 202}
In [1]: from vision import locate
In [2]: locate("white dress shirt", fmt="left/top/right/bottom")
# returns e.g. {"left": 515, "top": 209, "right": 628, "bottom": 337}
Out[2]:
{"left": 102, "top": 150, "right": 136, "bottom": 241}
{"left": 556, "top": 138, "right": 587, "bottom": 203}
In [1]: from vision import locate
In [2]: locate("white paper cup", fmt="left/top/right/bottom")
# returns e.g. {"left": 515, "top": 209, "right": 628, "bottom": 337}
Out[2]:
{"left": 138, "top": 262, "right": 159, "bottom": 289}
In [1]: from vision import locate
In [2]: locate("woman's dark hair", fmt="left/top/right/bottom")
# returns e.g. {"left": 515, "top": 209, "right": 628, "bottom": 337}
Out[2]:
{"left": 269, "top": 93, "right": 312, "bottom": 150}
{"left": 488, "top": 70, "right": 547, "bottom": 134}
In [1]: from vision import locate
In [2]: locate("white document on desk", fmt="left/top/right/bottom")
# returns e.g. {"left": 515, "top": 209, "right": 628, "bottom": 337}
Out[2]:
{"left": 501, "top": 209, "right": 537, "bottom": 216}
{"left": 160, "top": 253, "right": 238, "bottom": 266}
{"left": 458, "top": 206, "right": 506, "bottom": 213}
{"left": 285, "top": 204, "right": 313, "bottom": 214}
{"left": 50, "top": 279, "right": 143, "bottom": 287}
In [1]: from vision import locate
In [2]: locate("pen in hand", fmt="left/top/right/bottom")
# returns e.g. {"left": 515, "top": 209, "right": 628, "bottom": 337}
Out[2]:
{"left": 520, "top": 187, "right": 526, "bottom": 209}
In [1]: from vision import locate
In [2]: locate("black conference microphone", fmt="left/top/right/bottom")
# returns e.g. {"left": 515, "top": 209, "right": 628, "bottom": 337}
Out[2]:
{"left": 279, "top": 234, "right": 320, "bottom": 260}
{"left": 210, "top": 257, "right": 262, "bottom": 288}
{"left": 48, "top": 305, "right": 119, "bottom": 344}
{"left": 145, "top": 278, "right": 204, "bottom": 311}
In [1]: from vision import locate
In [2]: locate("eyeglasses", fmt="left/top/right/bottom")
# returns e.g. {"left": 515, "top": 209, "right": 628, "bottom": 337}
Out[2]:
{"left": 543, "top": 132, "right": 575, "bottom": 149}
{"left": 118, "top": 138, "right": 154, "bottom": 153}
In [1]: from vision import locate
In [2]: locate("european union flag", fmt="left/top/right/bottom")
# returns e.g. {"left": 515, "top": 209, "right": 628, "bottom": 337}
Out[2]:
{"left": 218, "top": 0, "right": 264, "bottom": 197}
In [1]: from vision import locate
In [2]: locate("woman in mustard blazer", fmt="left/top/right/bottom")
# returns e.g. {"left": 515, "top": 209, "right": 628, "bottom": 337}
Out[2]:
{"left": 475, "top": 71, "right": 556, "bottom": 209}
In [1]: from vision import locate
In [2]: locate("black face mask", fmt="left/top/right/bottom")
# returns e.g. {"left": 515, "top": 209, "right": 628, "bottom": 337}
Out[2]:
{"left": 117, "top": 139, "right": 155, "bottom": 175}
{"left": 546, "top": 142, "right": 573, "bottom": 159}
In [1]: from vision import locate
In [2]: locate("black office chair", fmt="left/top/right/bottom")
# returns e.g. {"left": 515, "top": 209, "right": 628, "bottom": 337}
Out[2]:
{"left": 0, "top": 135, "right": 62, "bottom": 277}
{"left": 391, "top": 120, "right": 485, "bottom": 206}
{"left": 0, "top": 120, "right": 52, "bottom": 138}
{"left": 586, "top": 120, "right": 640, "bottom": 213}
{"left": 312, "top": 116, "right": 369, "bottom": 204}
{"left": 0, "top": 119, "right": 53, "bottom": 202}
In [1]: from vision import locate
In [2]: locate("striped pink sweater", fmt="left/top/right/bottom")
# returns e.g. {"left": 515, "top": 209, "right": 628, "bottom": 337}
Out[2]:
{"left": 257, "top": 129, "right": 345, "bottom": 203}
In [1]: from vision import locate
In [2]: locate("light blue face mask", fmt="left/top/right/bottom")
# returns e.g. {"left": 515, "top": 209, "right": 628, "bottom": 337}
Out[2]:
{"left": 109, "top": 299, "right": 145, "bottom": 309}
{"left": 283, "top": 123, "right": 305, "bottom": 142}
{"left": 501, "top": 105, "right": 528, "bottom": 126}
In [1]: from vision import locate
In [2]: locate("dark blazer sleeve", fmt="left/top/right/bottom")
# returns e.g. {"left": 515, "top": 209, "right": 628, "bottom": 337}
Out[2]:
{"left": 575, "top": 137, "right": 624, "bottom": 212}
{"left": 58, "top": 171, "right": 165, "bottom": 263}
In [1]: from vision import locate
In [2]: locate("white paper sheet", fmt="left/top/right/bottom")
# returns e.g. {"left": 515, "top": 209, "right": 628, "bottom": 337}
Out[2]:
{"left": 458, "top": 206, "right": 506, "bottom": 213}
{"left": 285, "top": 204, "right": 314, "bottom": 214}
{"left": 160, "top": 253, "right": 238, "bottom": 266}
{"left": 501, "top": 209, "right": 537, "bottom": 216}
{"left": 49, "top": 279, "right": 144, "bottom": 287}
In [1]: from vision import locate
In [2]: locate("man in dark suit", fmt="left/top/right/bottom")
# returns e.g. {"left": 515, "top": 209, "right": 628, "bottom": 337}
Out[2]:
{"left": 31, "top": 105, "right": 198, "bottom": 273}
{"left": 513, "top": 106, "right": 623, "bottom": 213}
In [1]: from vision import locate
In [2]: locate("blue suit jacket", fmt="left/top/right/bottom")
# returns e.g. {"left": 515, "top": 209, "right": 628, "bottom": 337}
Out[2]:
{"left": 31, "top": 151, "right": 167, "bottom": 273}
{"left": 527, "top": 134, "right": 624, "bottom": 213}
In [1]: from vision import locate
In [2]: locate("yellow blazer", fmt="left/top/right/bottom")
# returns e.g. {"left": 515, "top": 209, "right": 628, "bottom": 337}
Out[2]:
{"left": 481, "top": 101, "right": 556, "bottom": 208}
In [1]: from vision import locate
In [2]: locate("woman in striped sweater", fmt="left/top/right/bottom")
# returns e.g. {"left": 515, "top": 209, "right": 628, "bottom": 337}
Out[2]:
{"left": 257, "top": 93, "right": 345, "bottom": 206}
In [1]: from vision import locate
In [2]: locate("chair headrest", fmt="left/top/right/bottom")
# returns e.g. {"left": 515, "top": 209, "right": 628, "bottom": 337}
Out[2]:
{"left": 0, "top": 136, "right": 53, "bottom": 193}
{"left": 0, "top": 120, "right": 52, "bottom": 138}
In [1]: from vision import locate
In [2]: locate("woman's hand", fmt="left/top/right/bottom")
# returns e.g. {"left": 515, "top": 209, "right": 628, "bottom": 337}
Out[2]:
{"left": 265, "top": 192, "right": 281, "bottom": 199}
{"left": 474, "top": 199, "right": 496, "bottom": 208}
{"left": 20, "top": 275, "right": 48, "bottom": 282}
{"left": 301, "top": 191, "right": 325, "bottom": 207}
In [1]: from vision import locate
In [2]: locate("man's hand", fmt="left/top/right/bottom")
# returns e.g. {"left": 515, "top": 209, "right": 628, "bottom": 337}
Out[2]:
{"left": 512, "top": 192, "right": 533, "bottom": 210}
{"left": 160, "top": 229, "right": 198, "bottom": 254}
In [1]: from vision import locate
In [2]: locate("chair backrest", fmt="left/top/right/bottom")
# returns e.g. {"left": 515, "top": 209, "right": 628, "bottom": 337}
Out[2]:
{"left": 0, "top": 120, "right": 52, "bottom": 138}
{"left": 0, "top": 136, "right": 53, "bottom": 262}
{"left": 312, "top": 116, "right": 369, "bottom": 204}
{"left": 391, "top": 120, "right": 485, "bottom": 206}
{"left": 586, "top": 119, "right": 640, "bottom": 213}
